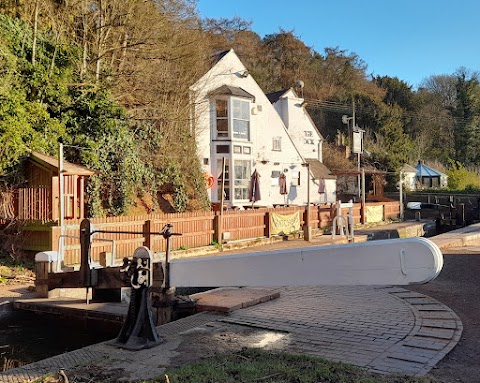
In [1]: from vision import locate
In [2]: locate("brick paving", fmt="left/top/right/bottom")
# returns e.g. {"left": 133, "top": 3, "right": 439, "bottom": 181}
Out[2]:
{"left": 0, "top": 285, "right": 462, "bottom": 381}
{"left": 1, "top": 221, "right": 475, "bottom": 382}
{"left": 224, "top": 286, "right": 462, "bottom": 376}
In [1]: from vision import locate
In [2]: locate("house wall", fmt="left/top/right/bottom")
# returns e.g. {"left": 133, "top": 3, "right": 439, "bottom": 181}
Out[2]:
{"left": 192, "top": 50, "right": 311, "bottom": 208}
{"left": 272, "top": 89, "right": 323, "bottom": 162}
{"left": 440, "top": 175, "right": 448, "bottom": 188}
{"left": 403, "top": 172, "right": 417, "bottom": 191}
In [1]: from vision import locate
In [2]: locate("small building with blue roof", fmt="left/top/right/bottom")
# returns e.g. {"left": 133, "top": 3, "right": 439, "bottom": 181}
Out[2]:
{"left": 414, "top": 160, "right": 448, "bottom": 189}
{"left": 401, "top": 161, "right": 448, "bottom": 190}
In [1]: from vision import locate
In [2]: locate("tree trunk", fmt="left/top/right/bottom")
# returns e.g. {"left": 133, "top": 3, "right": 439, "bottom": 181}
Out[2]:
{"left": 80, "top": 0, "right": 88, "bottom": 80}
{"left": 32, "top": 0, "right": 39, "bottom": 64}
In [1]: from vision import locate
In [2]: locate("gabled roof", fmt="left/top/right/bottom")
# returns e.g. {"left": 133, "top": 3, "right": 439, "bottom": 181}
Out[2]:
{"left": 266, "top": 88, "right": 302, "bottom": 104}
{"left": 209, "top": 50, "right": 230, "bottom": 67}
{"left": 305, "top": 159, "right": 336, "bottom": 180}
{"left": 266, "top": 89, "right": 289, "bottom": 104}
{"left": 208, "top": 85, "right": 255, "bottom": 101}
{"left": 30, "top": 151, "right": 95, "bottom": 176}
{"left": 415, "top": 162, "right": 446, "bottom": 177}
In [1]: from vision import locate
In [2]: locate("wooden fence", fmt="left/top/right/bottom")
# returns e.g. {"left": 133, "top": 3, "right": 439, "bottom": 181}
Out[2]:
{"left": 15, "top": 201, "right": 400, "bottom": 266}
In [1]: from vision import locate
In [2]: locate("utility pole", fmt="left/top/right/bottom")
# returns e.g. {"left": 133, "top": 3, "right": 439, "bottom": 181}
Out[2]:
{"left": 399, "top": 170, "right": 404, "bottom": 220}
{"left": 58, "top": 139, "right": 65, "bottom": 271}
{"left": 353, "top": 99, "right": 361, "bottom": 200}
{"left": 304, "top": 162, "right": 311, "bottom": 241}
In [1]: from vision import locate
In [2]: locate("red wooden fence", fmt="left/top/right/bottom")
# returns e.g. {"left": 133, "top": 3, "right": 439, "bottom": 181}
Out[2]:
{"left": 15, "top": 201, "right": 400, "bottom": 266}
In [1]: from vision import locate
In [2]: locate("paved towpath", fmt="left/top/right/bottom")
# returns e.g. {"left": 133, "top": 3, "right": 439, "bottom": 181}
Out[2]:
{"left": 1, "top": 221, "right": 478, "bottom": 382}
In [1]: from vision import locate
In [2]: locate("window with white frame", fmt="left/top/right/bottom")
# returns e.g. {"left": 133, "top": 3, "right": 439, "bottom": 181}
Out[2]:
{"left": 214, "top": 98, "right": 251, "bottom": 140}
{"left": 233, "top": 160, "right": 251, "bottom": 200}
{"left": 216, "top": 99, "right": 228, "bottom": 138}
{"left": 272, "top": 136, "right": 282, "bottom": 151}
{"left": 232, "top": 99, "right": 250, "bottom": 140}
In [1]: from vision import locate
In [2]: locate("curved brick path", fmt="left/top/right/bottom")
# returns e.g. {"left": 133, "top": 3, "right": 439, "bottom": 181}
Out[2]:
{"left": 0, "top": 285, "right": 462, "bottom": 382}
{"left": 225, "top": 286, "right": 462, "bottom": 376}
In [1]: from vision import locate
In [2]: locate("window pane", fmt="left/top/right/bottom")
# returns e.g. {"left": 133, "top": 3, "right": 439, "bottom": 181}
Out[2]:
{"left": 216, "top": 100, "right": 228, "bottom": 117}
{"left": 216, "top": 145, "right": 230, "bottom": 153}
{"left": 232, "top": 99, "right": 241, "bottom": 118}
{"left": 273, "top": 137, "right": 281, "bottom": 151}
{"left": 233, "top": 160, "right": 251, "bottom": 200}
{"left": 231, "top": 100, "right": 250, "bottom": 140}
{"left": 241, "top": 101, "right": 249, "bottom": 119}
{"left": 216, "top": 159, "right": 230, "bottom": 179}
{"left": 234, "top": 187, "right": 249, "bottom": 200}
{"left": 217, "top": 119, "right": 228, "bottom": 137}
{"left": 216, "top": 159, "right": 230, "bottom": 201}
{"left": 234, "top": 164, "right": 247, "bottom": 179}
{"left": 231, "top": 100, "right": 250, "bottom": 119}
{"left": 233, "top": 120, "right": 249, "bottom": 139}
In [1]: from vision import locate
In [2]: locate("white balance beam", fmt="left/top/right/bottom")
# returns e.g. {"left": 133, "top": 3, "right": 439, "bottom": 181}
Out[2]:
{"left": 169, "top": 237, "right": 443, "bottom": 287}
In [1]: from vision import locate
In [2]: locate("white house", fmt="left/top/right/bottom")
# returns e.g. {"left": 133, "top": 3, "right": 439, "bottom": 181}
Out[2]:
{"left": 191, "top": 49, "right": 336, "bottom": 208}
{"left": 267, "top": 88, "right": 336, "bottom": 203}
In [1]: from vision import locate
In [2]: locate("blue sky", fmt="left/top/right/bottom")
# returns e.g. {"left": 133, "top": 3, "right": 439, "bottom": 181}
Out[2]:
{"left": 196, "top": 0, "right": 479, "bottom": 89}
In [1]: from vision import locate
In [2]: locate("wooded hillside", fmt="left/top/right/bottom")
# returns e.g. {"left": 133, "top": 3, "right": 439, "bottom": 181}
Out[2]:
{"left": 1, "top": 0, "right": 480, "bottom": 215}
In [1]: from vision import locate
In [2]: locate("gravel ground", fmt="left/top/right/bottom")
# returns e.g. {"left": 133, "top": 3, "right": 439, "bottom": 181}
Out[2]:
{"left": 408, "top": 247, "right": 480, "bottom": 383}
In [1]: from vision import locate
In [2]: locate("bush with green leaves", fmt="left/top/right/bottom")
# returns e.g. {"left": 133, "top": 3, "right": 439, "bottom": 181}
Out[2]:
{"left": 447, "top": 160, "right": 480, "bottom": 190}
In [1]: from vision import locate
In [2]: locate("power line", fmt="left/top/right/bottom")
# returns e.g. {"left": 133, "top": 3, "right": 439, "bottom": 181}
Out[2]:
{"left": 304, "top": 97, "right": 473, "bottom": 125}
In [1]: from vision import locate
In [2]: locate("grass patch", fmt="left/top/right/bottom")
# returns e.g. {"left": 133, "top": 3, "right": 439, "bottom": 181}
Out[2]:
{"left": 161, "top": 348, "right": 435, "bottom": 383}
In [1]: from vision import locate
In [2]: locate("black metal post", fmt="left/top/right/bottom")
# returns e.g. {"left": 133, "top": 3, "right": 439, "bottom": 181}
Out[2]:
{"left": 80, "top": 218, "right": 92, "bottom": 287}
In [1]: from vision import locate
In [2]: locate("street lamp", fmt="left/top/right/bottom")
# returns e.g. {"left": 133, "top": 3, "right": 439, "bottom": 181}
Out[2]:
{"left": 342, "top": 114, "right": 354, "bottom": 126}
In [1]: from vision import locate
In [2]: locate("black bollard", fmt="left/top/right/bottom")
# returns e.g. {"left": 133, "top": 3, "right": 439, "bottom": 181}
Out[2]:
{"left": 113, "top": 246, "right": 163, "bottom": 350}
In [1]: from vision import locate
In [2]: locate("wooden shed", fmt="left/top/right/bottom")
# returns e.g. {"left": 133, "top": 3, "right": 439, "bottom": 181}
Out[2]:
{"left": 16, "top": 152, "right": 95, "bottom": 221}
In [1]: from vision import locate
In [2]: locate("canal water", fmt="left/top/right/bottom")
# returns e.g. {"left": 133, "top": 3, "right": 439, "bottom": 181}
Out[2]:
{"left": 0, "top": 308, "right": 121, "bottom": 371}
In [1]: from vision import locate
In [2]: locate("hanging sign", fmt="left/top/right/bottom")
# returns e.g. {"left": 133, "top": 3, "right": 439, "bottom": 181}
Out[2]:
{"left": 270, "top": 211, "right": 301, "bottom": 236}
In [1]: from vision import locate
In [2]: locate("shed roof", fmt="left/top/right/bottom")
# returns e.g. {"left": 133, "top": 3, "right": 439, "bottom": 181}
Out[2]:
{"left": 305, "top": 159, "right": 336, "bottom": 180}
{"left": 30, "top": 151, "right": 95, "bottom": 176}
{"left": 415, "top": 162, "right": 446, "bottom": 177}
